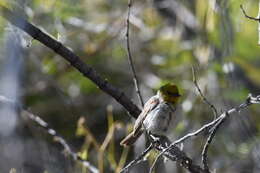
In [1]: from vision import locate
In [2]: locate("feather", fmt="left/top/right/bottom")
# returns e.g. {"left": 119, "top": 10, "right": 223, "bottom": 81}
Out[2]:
{"left": 120, "top": 129, "right": 144, "bottom": 146}
{"left": 133, "top": 95, "right": 160, "bottom": 136}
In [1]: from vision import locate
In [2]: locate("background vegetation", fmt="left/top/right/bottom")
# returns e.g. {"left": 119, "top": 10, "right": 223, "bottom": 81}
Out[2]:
{"left": 0, "top": 0, "right": 260, "bottom": 172}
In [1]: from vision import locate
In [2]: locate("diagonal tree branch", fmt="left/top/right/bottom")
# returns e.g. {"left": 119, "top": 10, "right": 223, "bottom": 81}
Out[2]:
{"left": 120, "top": 135, "right": 205, "bottom": 173}
{"left": 154, "top": 138, "right": 205, "bottom": 173}
{"left": 2, "top": 5, "right": 259, "bottom": 173}
{"left": 0, "top": 96, "right": 99, "bottom": 173}
{"left": 120, "top": 143, "right": 153, "bottom": 173}
{"left": 0, "top": 6, "right": 205, "bottom": 173}
{"left": 0, "top": 5, "right": 141, "bottom": 118}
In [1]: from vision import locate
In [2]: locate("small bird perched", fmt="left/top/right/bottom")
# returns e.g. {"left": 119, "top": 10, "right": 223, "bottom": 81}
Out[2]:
{"left": 120, "top": 83, "right": 181, "bottom": 146}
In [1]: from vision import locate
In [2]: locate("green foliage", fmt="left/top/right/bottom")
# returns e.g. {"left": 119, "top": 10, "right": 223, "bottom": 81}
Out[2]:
{"left": 1, "top": 0, "right": 260, "bottom": 172}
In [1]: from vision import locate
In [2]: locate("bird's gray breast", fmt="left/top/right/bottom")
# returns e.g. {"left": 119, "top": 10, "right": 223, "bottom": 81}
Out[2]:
{"left": 143, "top": 102, "right": 175, "bottom": 135}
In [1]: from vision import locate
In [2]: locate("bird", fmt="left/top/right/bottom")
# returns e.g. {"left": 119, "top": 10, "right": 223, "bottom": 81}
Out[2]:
{"left": 120, "top": 83, "right": 181, "bottom": 146}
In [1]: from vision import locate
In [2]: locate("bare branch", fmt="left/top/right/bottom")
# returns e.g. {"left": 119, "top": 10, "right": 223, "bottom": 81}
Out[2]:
{"left": 191, "top": 66, "right": 217, "bottom": 171}
{"left": 126, "top": 0, "right": 144, "bottom": 107}
{"left": 192, "top": 66, "right": 218, "bottom": 118}
{"left": 151, "top": 94, "right": 260, "bottom": 172}
{"left": 201, "top": 112, "right": 229, "bottom": 171}
{"left": 120, "top": 136, "right": 205, "bottom": 173}
{"left": 152, "top": 136, "right": 205, "bottom": 173}
{"left": 0, "top": 6, "right": 141, "bottom": 118}
{"left": 120, "top": 143, "right": 153, "bottom": 173}
{"left": 240, "top": 4, "right": 260, "bottom": 45}
{"left": 240, "top": 5, "right": 260, "bottom": 21}
{"left": 0, "top": 96, "right": 99, "bottom": 173}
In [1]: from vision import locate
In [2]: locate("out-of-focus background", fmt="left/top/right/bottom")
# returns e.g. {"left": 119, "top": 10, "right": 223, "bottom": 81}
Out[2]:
{"left": 0, "top": 0, "right": 260, "bottom": 172}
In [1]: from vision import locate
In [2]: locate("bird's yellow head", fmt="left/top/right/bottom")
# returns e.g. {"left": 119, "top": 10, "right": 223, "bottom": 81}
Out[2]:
{"left": 158, "top": 83, "right": 181, "bottom": 105}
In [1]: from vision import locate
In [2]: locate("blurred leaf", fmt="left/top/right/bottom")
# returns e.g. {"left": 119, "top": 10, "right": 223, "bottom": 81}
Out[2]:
{"left": 232, "top": 57, "right": 260, "bottom": 86}
{"left": 223, "top": 87, "right": 249, "bottom": 101}
{"left": 42, "top": 57, "right": 57, "bottom": 75}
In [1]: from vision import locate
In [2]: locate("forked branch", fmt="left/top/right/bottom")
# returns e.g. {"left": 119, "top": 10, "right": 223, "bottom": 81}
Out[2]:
{"left": 149, "top": 94, "right": 260, "bottom": 173}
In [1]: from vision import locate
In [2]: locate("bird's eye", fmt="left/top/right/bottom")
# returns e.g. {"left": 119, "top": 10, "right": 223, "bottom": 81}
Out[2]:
{"left": 167, "top": 91, "right": 180, "bottom": 97}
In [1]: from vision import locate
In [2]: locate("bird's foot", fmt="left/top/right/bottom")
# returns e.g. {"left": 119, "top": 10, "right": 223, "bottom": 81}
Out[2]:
{"left": 149, "top": 133, "right": 161, "bottom": 146}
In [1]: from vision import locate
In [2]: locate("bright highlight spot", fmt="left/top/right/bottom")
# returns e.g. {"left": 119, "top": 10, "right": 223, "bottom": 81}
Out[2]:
{"left": 222, "top": 62, "right": 234, "bottom": 73}
{"left": 182, "top": 100, "right": 193, "bottom": 112}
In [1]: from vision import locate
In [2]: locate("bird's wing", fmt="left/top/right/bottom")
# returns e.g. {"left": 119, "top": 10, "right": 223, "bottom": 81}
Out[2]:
{"left": 133, "top": 95, "right": 159, "bottom": 136}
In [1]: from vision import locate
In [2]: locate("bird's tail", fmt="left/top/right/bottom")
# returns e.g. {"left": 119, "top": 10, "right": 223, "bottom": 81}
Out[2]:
{"left": 120, "top": 129, "right": 143, "bottom": 146}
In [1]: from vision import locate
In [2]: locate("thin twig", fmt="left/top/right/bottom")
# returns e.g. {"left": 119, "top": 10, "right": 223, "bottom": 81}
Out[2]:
{"left": 240, "top": 5, "right": 260, "bottom": 21}
{"left": 201, "top": 93, "right": 260, "bottom": 171}
{"left": 192, "top": 66, "right": 217, "bottom": 171}
{"left": 192, "top": 66, "right": 218, "bottom": 118}
{"left": 240, "top": 3, "right": 260, "bottom": 45}
{"left": 121, "top": 134, "right": 205, "bottom": 173}
{"left": 201, "top": 112, "right": 229, "bottom": 172}
{"left": 126, "top": 0, "right": 144, "bottom": 107}
{"left": 0, "top": 6, "right": 141, "bottom": 118}
{"left": 0, "top": 95, "right": 99, "bottom": 173}
{"left": 150, "top": 94, "right": 260, "bottom": 172}
{"left": 152, "top": 136, "right": 204, "bottom": 173}
{"left": 120, "top": 143, "right": 153, "bottom": 173}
